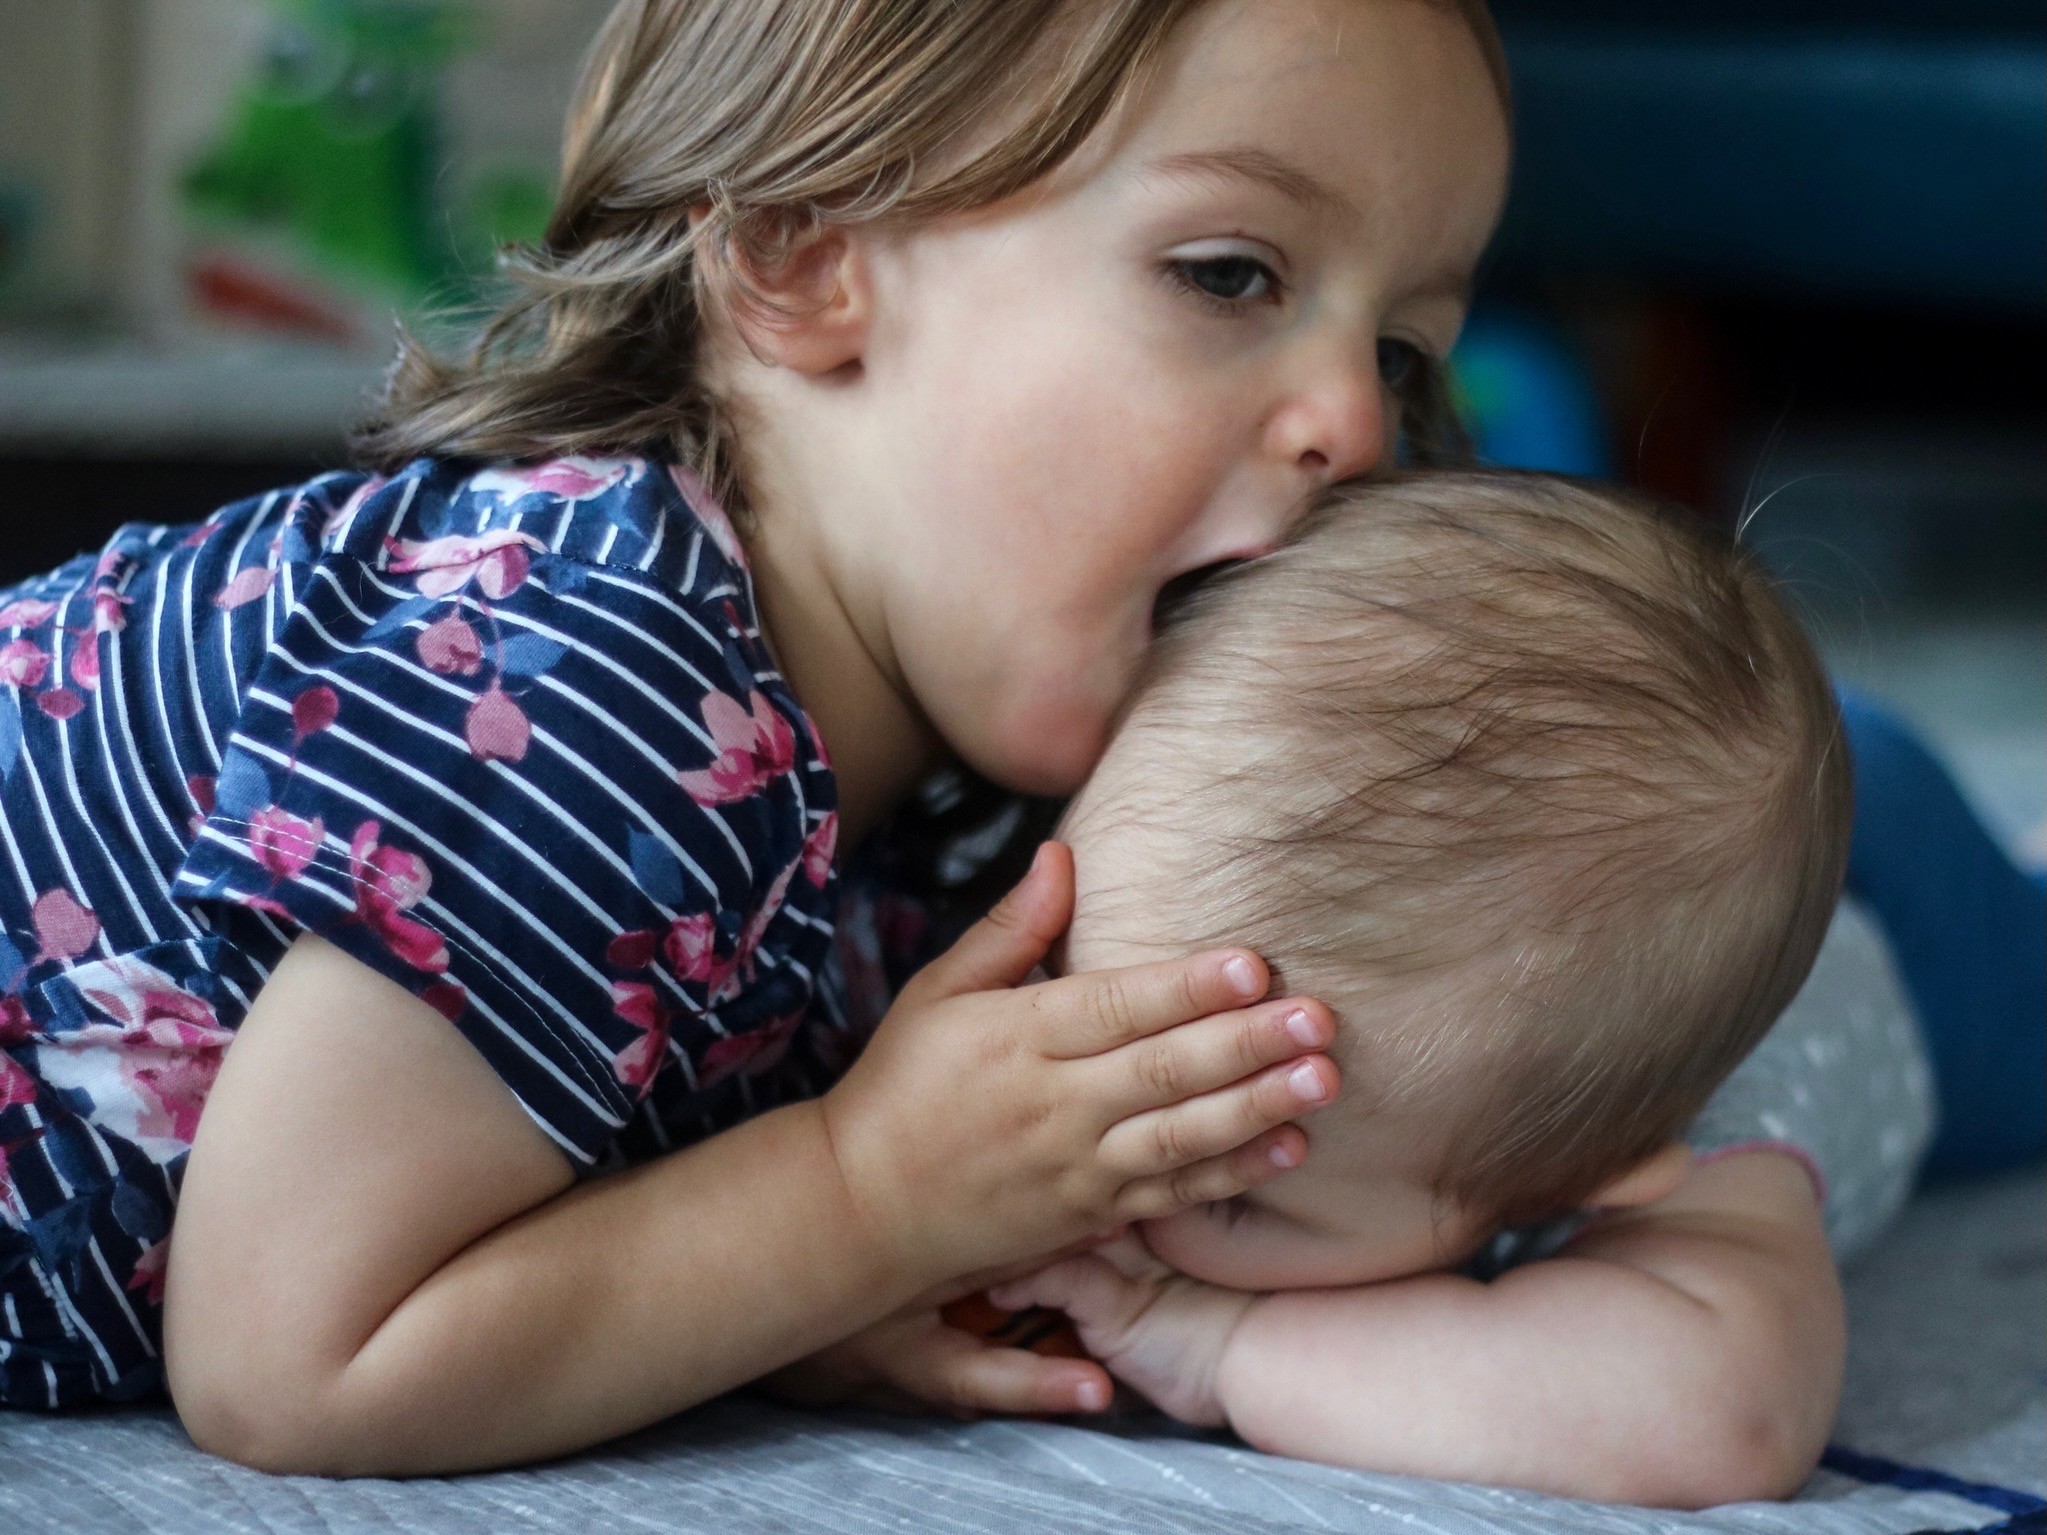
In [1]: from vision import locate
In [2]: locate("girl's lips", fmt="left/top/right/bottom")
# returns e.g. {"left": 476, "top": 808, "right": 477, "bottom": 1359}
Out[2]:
{"left": 1150, "top": 547, "right": 1273, "bottom": 634}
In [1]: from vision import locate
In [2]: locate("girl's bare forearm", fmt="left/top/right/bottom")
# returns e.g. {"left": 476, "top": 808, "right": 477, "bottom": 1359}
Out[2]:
{"left": 318, "top": 1100, "right": 914, "bottom": 1475}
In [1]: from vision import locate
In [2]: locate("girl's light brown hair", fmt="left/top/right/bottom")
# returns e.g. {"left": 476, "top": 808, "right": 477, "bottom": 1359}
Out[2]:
{"left": 355, "top": 0, "right": 1506, "bottom": 493}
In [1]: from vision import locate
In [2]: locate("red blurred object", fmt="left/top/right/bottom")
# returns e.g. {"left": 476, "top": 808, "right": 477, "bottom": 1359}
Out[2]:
{"left": 186, "top": 252, "right": 360, "bottom": 345}
{"left": 941, "top": 1293, "right": 1090, "bottom": 1359}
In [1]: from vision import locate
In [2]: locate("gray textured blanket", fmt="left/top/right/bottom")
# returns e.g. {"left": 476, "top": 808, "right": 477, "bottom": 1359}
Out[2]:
{"left": 3, "top": 1170, "right": 2039, "bottom": 1535}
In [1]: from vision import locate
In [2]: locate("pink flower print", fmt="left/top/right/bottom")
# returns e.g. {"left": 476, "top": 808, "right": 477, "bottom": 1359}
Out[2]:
{"left": 292, "top": 683, "right": 340, "bottom": 737}
{"left": 32, "top": 888, "right": 99, "bottom": 962}
{"left": 0, "top": 1052, "right": 36, "bottom": 1111}
{"left": 0, "top": 598, "right": 57, "bottom": 629}
{"left": 0, "top": 638, "right": 49, "bottom": 687}
{"left": 473, "top": 457, "right": 638, "bottom": 508}
{"left": 606, "top": 928, "right": 659, "bottom": 970}
{"left": 669, "top": 463, "right": 747, "bottom": 570}
{"left": 36, "top": 688, "right": 84, "bottom": 721}
{"left": 465, "top": 686, "right": 531, "bottom": 763}
{"left": 321, "top": 475, "right": 388, "bottom": 542}
{"left": 35, "top": 954, "right": 235, "bottom": 1164}
{"left": 417, "top": 613, "right": 484, "bottom": 675}
{"left": 697, "top": 1014, "right": 800, "bottom": 1091}
{"left": 68, "top": 639, "right": 99, "bottom": 691}
{"left": 677, "top": 691, "right": 796, "bottom": 805}
{"left": 421, "top": 981, "right": 468, "bottom": 1021}
{"left": 387, "top": 530, "right": 545, "bottom": 600}
{"left": 801, "top": 811, "right": 838, "bottom": 887}
{"left": 72, "top": 954, "right": 218, "bottom": 1040}
{"left": 213, "top": 567, "right": 276, "bottom": 610}
{"left": 127, "top": 1239, "right": 170, "bottom": 1306}
{"left": 249, "top": 806, "right": 325, "bottom": 881}
{"left": 347, "top": 821, "right": 448, "bottom": 972}
{"left": 92, "top": 589, "right": 131, "bottom": 635}
{"left": 736, "top": 857, "right": 797, "bottom": 971}
{"left": 610, "top": 980, "right": 670, "bottom": 1095}
{"left": 662, "top": 913, "right": 740, "bottom": 1001}
{"left": 186, "top": 775, "right": 216, "bottom": 840}
{"left": 0, "top": 995, "right": 31, "bottom": 1047}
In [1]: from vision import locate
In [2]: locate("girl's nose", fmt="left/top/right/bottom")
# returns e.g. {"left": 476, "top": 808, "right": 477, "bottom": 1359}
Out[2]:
{"left": 1265, "top": 354, "right": 1388, "bottom": 486}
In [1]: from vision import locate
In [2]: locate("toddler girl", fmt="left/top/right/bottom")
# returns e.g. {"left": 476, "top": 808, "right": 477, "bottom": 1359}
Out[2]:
{"left": 985, "top": 471, "right": 1932, "bottom": 1505}
{"left": 0, "top": 0, "right": 1509, "bottom": 1475}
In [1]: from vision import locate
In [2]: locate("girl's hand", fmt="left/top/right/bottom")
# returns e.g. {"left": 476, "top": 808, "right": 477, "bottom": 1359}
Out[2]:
{"left": 759, "top": 1301, "right": 1114, "bottom": 1419}
{"left": 819, "top": 842, "right": 1338, "bottom": 1291}
{"left": 760, "top": 1240, "right": 1120, "bottom": 1418}
{"left": 989, "top": 1236, "right": 1256, "bottom": 1427}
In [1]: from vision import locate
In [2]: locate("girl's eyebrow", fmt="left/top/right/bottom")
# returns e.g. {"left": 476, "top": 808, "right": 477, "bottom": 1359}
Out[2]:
{"left": 1146, "top": 146, "right": 1358, "bottom": 220}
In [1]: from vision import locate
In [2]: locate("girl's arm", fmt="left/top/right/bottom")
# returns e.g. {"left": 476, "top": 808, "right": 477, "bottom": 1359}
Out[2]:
{"left": 165, "top": 847, "right": 1338, "bottom": 1477}
{"left": 999, "top": 1151, "right": 1843, "bottom": 1508}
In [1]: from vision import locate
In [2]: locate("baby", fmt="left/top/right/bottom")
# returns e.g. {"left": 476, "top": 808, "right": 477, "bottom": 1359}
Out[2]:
{"left": 990, "top": 469, "right": 1853, "bottom": 1501}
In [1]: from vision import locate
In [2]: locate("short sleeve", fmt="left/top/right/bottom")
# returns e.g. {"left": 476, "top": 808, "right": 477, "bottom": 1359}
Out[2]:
{"left": 1685, "top": 898, "right": 1935, "bottom": 1261}
{"left": 172, "top": 535, "right": 838, "bottom": 1167}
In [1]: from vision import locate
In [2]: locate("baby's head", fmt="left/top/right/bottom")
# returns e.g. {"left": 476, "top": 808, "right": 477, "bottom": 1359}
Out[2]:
{"left": 1060, "top": 470, "right": 1849, "bottom": 1289}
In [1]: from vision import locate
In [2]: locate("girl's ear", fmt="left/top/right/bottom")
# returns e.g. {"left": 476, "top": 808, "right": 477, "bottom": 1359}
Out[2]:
{"left": 1586, "top": 1142, "right": 1692, "bottom": 1210}
{"left": 718, "top": 225, "right": 874, "bottom": 376}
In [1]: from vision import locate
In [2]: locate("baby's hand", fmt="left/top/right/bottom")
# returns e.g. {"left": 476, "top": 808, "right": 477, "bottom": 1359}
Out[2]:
{"left": 820, "top": 844, "right": 1338, "bottom": 1291}
{"left": 989, "top": 1236, "right": 1257, "bottom": 1427}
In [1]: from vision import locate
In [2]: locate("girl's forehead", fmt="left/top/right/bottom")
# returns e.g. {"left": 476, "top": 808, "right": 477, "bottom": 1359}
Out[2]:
{"left": 1133, "top": 0, "right": 1505, "bottom": 149}
{"left": 1086, "top": 0, "right": 1510, "bottom": 257}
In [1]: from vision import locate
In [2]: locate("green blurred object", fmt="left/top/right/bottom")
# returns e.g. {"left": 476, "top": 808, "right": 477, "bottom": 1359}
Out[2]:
{"left": 181, "top": 0, "right": 546, "bottom": 310}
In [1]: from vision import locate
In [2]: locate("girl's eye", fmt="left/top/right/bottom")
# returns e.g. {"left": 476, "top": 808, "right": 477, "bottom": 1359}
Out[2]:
{"left": 1171, "top": 254, "right": 1281, "bottom": 309}
{"left": 1377, "top": 337, "right": 1426, "bottom": 393}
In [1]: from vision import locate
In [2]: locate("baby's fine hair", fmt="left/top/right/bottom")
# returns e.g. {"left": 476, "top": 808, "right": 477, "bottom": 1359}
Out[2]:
{"left": 1084, "top": 471, "right": 1849, "bottom": 1228}
{"left": 355, "top": 0, "right": 1503, "bottom": 490}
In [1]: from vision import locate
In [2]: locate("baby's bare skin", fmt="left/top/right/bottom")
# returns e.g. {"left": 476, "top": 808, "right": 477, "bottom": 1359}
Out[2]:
{"left": 993, "top": 1150, "right": 1840, "bottom": 1508}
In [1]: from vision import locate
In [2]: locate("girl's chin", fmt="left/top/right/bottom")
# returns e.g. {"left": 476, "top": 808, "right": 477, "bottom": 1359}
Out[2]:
{"left": 967, "top": 702, "right": 1117, "bottom": 797}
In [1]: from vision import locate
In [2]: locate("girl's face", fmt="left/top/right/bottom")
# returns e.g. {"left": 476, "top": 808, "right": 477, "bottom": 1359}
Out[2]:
{"left": 788, "top": 0, "right": 1509, "bottom": 795}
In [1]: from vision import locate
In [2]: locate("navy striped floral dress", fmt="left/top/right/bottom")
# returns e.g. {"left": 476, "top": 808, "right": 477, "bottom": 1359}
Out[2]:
{"left": 0, "top": 456, "right": 861, "bottom": 1409}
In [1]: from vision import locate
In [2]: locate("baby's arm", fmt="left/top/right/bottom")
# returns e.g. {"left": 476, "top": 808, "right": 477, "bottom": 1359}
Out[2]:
{"left": 998, "top": 1150, "right": 1842, "bottom": 1508}
{"left": 166, "top": 849, "right": 1337, "bottom": 1476}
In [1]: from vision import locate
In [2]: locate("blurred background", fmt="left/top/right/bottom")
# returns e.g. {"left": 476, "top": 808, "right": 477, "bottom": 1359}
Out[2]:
{"left": 1, "top": 0, "right": 2040, "bottom": 852}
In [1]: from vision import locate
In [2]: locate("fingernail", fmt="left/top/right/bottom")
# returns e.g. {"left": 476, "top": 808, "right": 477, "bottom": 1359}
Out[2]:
{"left": 1283, "top": 1008, "right": 1322, "bottom": 1048}
{"left": 1075, "top": 1378, "right": 1111, "bottom": 1411}
{"left": 1268, "top": 1138, "right": 1301, "bottom": 1168}
{"left": 1288, "top": 1060, "right": 1330, "bottom": 1103}
{"left": 1222, "top": 954, "right": 1260, "bottom": 997}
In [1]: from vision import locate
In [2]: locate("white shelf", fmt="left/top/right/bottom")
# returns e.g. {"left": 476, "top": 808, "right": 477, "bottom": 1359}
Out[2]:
{"left": 0, "top": 342, "right": 387, "bottom": 455}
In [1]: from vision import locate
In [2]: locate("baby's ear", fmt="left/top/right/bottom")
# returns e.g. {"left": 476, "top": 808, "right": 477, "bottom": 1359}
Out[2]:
{"left": 1586, "top": 1142, "right": 1692, "bottom": 1210}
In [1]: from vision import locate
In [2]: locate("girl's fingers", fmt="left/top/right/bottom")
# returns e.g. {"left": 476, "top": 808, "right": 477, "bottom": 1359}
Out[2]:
{"left": 896, "top": 1324, "right": 1113, "bottom": 1416}
{"left": 1110, "top": 1128, "right": 1309, "bottom": 1223}
{"left": 905, "top": 842, "right": 1075, "bottom": 1002}
{"left": 1095, "top": 997, "right": 1335, "bottom": 1114}
{"left": 1098, "top": 1055, "right": 1335, "bottom": 1178}
{"left": 1032, "top": 948, "right": 1272, "bottom": 1059}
